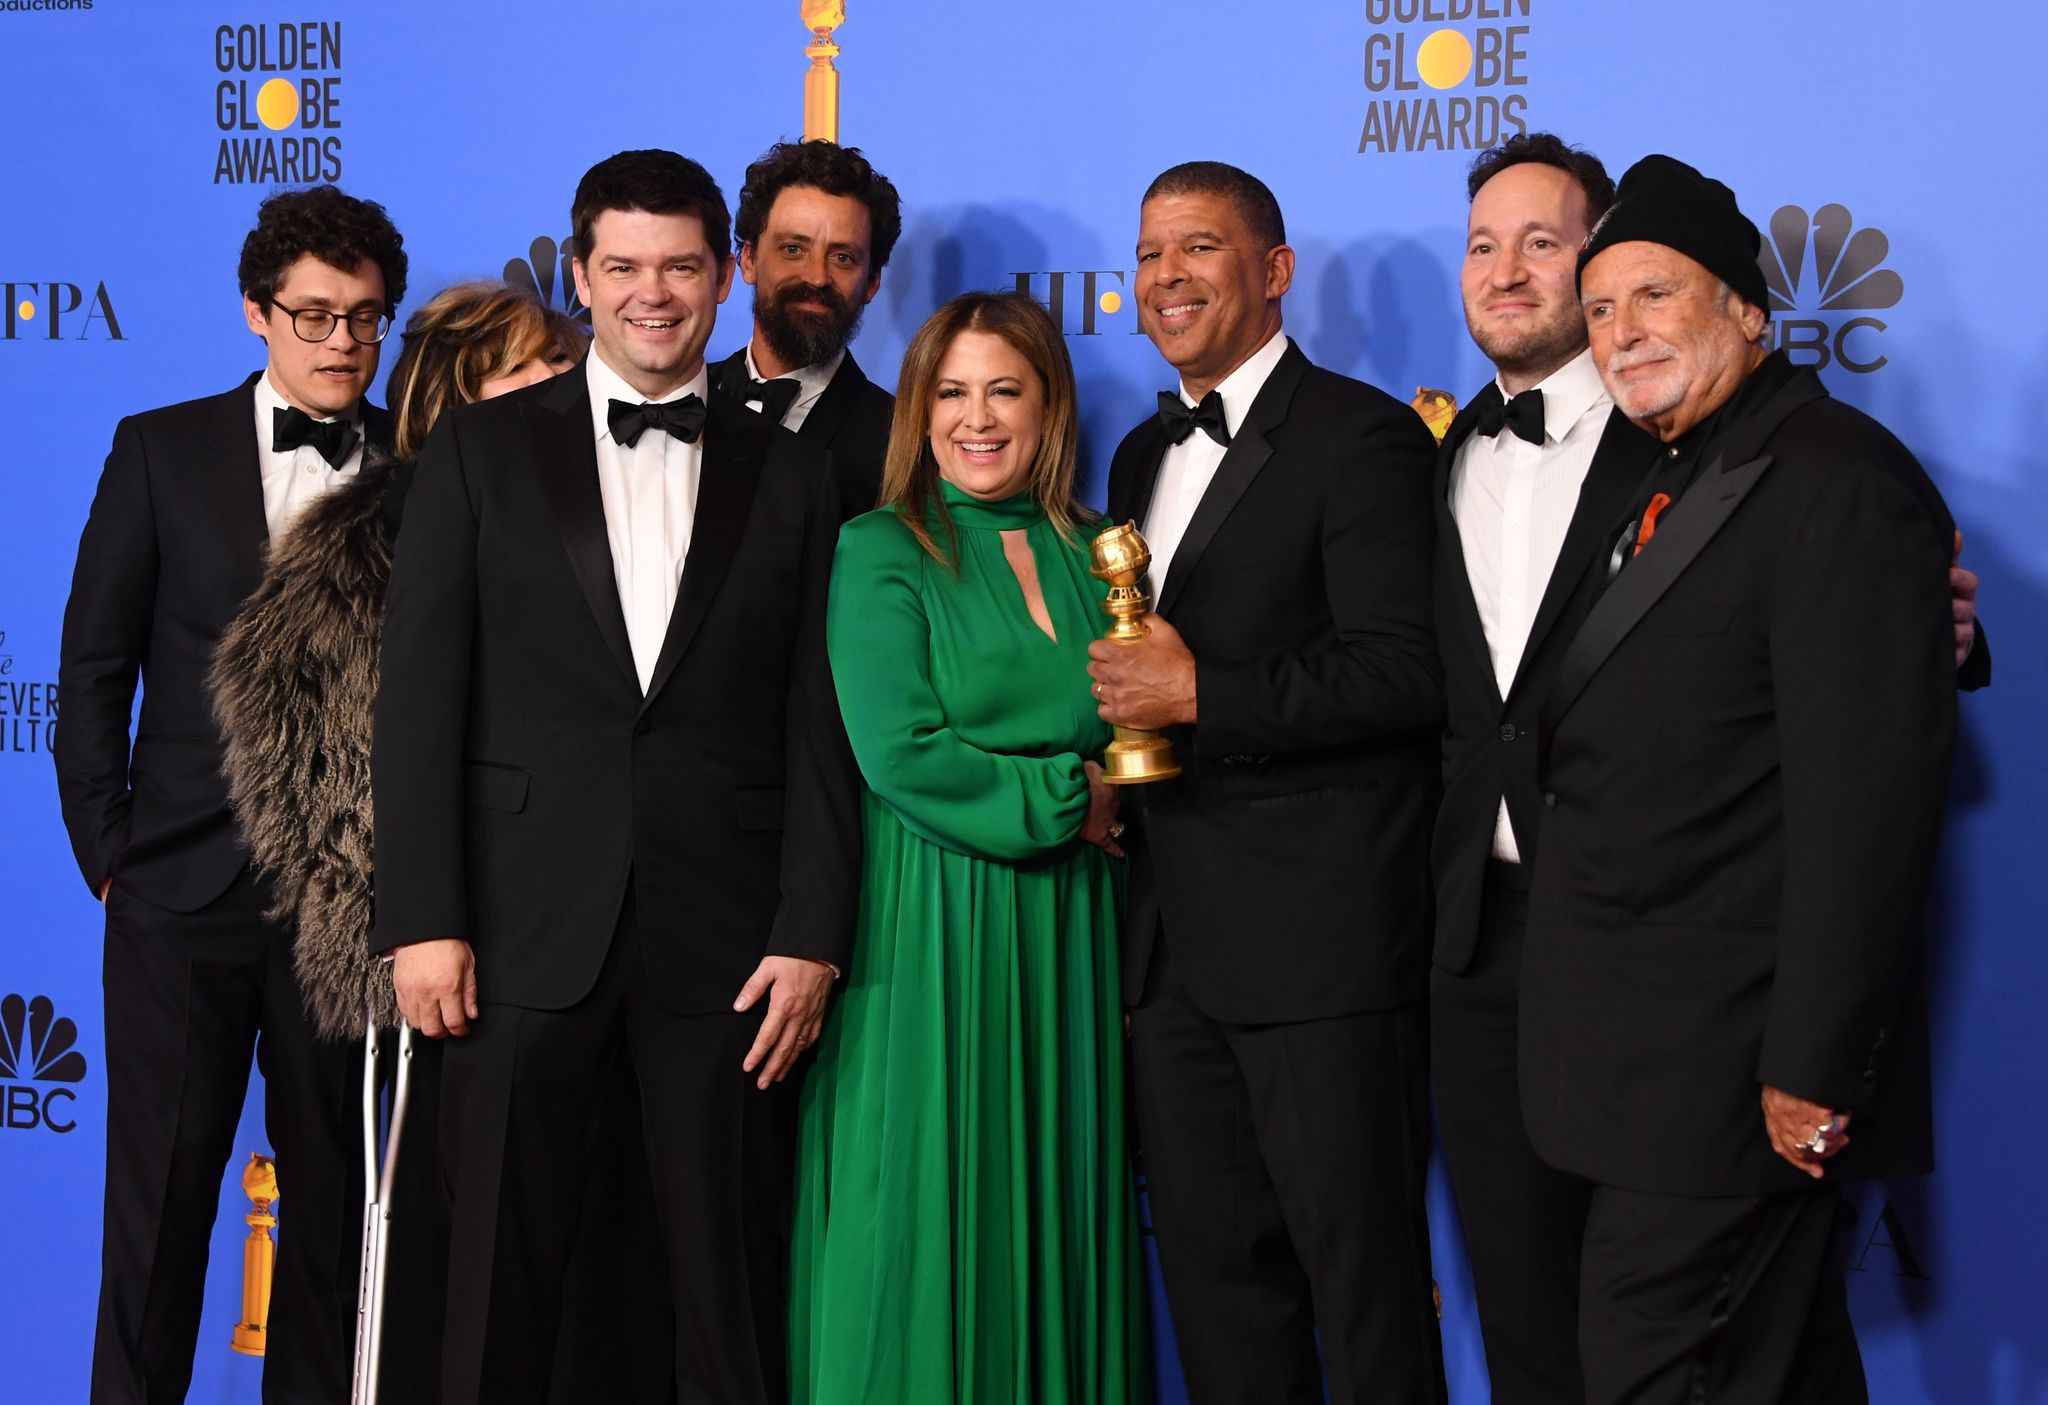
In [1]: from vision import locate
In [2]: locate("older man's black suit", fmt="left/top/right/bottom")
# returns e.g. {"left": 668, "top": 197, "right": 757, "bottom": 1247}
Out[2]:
{"left": 1109, "top": 340, "right": 1446, "bottom": 1404}
{"left": 371, "top": 362, "right": 857, "bottom": 1404}
{"left": 712, "top": 345, "right": 892, "bottom": 519}
{"left": 1524, "top": 354, "right": 1956, "bottom": 1400}
{"left": 57, "top": 373, "right": 385, "bottom": 1404}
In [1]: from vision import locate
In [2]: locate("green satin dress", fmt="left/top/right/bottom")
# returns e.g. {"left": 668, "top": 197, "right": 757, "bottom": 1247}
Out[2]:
{"left": 790, "top": 481, "right": 1147, "bottom": 1404}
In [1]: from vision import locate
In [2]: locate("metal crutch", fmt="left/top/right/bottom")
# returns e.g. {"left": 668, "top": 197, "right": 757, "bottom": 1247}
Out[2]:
{"left": 350, "top": 1002, "right": 415, "bottom": 1405}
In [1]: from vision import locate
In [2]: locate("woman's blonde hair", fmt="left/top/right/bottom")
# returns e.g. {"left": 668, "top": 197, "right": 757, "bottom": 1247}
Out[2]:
{"left": 881, "top": 290, "right": 1085, "bottom": 565}
{"left": 386, "top": 281, "right": 581, "bottom": 461}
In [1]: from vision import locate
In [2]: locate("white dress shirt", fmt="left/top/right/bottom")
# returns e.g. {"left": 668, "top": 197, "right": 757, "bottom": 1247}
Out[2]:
{"left": 743, "top": 343, "right": 843, "bottom": 432}
{"left": 586, "top": 348, "right": 708, "bottom": 694}
{"left": 1142, "top": 329, "right": 1290, "bottom": 598}
{"left": 252, "top": 371, "right": 363, "bottom": 539}
{"left": 1447, "top": 347, "right": 1612, "bottom": 861}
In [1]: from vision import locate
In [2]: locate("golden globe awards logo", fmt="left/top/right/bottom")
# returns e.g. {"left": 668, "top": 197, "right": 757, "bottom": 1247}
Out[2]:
{"left": 1360, "top": 0, "right": 1533, "bottom": 153}
{"left": 213, "top": 22, "right": 345, "bottom": 185}
{"left": 0, "top": 994, "right": 87, "bottom": 1135}
{"left": 1758, "top": 203, "right": 1902, "bottom": 374}
{"left": 2, "top": 283, "right": 122, "bottom": 341}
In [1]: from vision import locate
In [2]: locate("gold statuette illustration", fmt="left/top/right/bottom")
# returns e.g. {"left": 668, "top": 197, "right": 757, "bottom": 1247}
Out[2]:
{"left": 1411, "top": 385, "right": 1459, "bottom": 443}
{"left": 802, "top": 2, "right": 844, "bottom": 142}
{"left": 1088, "top": 522, "right": 1182, "bottom": 785}
{"left": 230, "top": 1153, "right": 278, "bottom": 1356}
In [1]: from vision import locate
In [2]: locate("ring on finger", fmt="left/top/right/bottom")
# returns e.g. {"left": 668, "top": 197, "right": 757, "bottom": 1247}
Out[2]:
{"left": 1799, "top": 1129, "right": 1829, "bottom": 1155}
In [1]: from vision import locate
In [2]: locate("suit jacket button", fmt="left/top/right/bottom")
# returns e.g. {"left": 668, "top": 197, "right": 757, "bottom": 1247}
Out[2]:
{"left": 634, "top": 719, "right": 652, "bottom": 737}
{"left": 1499, "top": 724, "right": 1518, "bottom": 742}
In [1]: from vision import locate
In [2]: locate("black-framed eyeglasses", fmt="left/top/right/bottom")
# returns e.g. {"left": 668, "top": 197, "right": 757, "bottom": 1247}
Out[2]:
{"left": 272, "top": 302, "right": 392, "bottom": 345}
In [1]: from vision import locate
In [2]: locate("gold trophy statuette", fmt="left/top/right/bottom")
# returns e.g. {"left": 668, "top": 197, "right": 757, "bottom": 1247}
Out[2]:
{"left": 801, "top": 1, "right": 844, "bottom": 142}
{"left": 1088, "top": 522, "right": 1182, "bottom": 785}
{"left": 230, "top": 1153, "right": 278, "bottom": 1356}
{"left": 1410, "top": 385, "right": 1459, "bottom": 443}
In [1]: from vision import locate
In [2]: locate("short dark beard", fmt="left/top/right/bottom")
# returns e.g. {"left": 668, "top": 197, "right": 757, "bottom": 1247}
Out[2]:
{"left": 753, "top": 278, "right": 865, "bottom": 371}
{"left": 1466, "top": 302, "right": 1588, "bottom": 387}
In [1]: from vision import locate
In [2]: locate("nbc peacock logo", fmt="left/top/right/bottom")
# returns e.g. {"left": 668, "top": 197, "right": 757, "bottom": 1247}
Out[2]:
{"left": 1, "top": 993, "right": 87, "bottom": 1134}
{"left": 505, "top": 236, "right": 591, "bottom": 324}
{"left": 1757, "top": 203, "right": 1902, "bottom": 374}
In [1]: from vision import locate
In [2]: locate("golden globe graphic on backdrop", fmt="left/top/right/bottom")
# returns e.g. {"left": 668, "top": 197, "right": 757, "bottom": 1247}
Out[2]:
{"left": 212, "top": 21, "right": 345, "bottom": 184}
{"left": 1360, "top": 0, "right": 1535, "bottom": 153}
{"left": 1757, "top": 203, "right": 1903, "bottom": 374}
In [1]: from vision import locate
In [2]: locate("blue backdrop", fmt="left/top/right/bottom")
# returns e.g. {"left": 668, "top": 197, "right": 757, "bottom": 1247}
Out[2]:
{"left": 3, "top": 2, "right": 2040, "bottom": 1401}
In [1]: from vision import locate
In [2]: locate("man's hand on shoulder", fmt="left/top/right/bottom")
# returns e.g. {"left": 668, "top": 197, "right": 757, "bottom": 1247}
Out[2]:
{"left": 1952, "top": 530, "right": 1979, "bottom": 668}
{"left": 735, "top": 955, "right": 836, "bottom": 1090}
{"left": 393, "top": 938, "right": 479, "bottom": 1039}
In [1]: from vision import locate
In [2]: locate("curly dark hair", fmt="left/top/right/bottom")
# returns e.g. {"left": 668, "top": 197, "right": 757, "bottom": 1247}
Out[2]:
{"left": 1142, "top": 161, "right": 1287, "bottom": 252}
{"left": 733, "top": 139, "right": 903, "bottom": 273}
{"left": 1465, "top": 133, "right": 1616, "bottom": 222}
{"left": 237, "top": 184, "right": 408, "bottom": 312}
{"left": 570, "top": 149, "right": 730, "bottom": 270}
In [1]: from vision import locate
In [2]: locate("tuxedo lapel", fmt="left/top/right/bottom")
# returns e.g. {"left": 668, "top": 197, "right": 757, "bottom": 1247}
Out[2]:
{"left": 1503, "top": 409, "right": 1658, "bottom": 706}
{"left": 796, "top": 351, "right": 866, "bottom": 450}
{"left": 1155, "top": 344, "right": 1308, "bottom": 617}
{"left": 1541, "top": 450, "right": 1774, "bottom": 739}
{"left": 639, "top": 394, "right": 764, "bottom": 710}
{"left": 1436, "top": 386, "right": 1504, "bottom": 697}
{"left": 1114, "top": 420, "right": 1169, "bottom": 542}
{"left": 530, "top": 365, "right": 638, "bottom": 690}
{"left": 201, "top": 373, "right": 270, "bottom": 600}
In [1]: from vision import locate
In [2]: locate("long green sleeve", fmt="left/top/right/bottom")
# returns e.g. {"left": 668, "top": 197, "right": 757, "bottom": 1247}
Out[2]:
{"left": 827, "top": 511, "right": 1091, "bottom": 863}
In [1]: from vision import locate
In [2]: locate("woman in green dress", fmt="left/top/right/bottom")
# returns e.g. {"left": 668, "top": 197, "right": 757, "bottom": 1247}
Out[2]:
{"left": 790, "top": 290, "right": 1147, "bottom": 1404}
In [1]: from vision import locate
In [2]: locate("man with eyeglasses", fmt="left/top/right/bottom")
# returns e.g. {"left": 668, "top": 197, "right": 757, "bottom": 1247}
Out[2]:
{"left": 56, "top": 184, "right": 407, "bottom": 1405}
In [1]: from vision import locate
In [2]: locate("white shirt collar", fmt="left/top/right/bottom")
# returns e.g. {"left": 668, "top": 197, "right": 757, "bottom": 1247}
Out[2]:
{"left": 745, "top": 342, "right": 844, "bottom": 402}
{"left": 1493, "top": 347, "right": 1609, "bottom": 444}
{"left": 1179, "top": 328, "right": 1290, "bottom": 437}
{"left": 586, "top": 347, "right": 710, "bottom": 446}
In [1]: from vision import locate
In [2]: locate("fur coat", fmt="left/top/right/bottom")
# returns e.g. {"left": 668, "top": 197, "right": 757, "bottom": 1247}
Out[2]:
{"left": 211, "top": 456, "right": 409, "bottom": 1041}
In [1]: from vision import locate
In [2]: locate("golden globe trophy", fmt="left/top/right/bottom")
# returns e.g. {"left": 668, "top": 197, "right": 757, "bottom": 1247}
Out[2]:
{"left": 1410, "top": 385, "right": 1459, "bottom": 443}
{"left": 1088, "top": 522, "right": 1182, "bottom": 785}
{"left": 230, "top": 1153, "right": 278, "bottom": 1356}
{"left": 802, "top": 1, "right": 844, "bottom": 142}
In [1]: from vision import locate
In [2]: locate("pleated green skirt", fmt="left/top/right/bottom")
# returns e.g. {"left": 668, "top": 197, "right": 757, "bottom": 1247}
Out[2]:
{"left": 790, "top": 791, "right": 1147, "bottom": 1404}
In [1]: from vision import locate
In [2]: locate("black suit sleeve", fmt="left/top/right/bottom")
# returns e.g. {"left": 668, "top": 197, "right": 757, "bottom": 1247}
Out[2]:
{"left": 1756, "top": 459, "right": 1956, "bottom": 1111}
{"left": 1196, "top": 405, "right": 1442, "bottom": 756}
{"left": 764, "top": 446, "right": 862, "bottom": 971}
{"left": 371, "top": 413, "right": 479, "bottom": 950}
{"left": 54, "top": 415, "right": 158, "bottom": 894}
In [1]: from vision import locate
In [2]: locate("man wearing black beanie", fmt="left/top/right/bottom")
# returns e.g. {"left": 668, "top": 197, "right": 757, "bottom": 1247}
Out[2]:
{"left": 1513, "top": 153, "right": 1963, "bottom": 1401}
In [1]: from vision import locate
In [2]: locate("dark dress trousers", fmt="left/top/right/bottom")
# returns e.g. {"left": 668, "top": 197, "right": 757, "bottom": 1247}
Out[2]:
{"left": 370, "top": 362, "right": 858, "bottom": 1405}
{"left": 56, "top": 373, "right": 382, "bottom": 1404}
{"left": 712, "top": 345, "right": 893, "bottom": 521}
{"left": 1427, "top": 391, "right": 1659, "bottom": 1405}
{"left": 1524, "top": 354, "right": 1958, "bottom": 1403}
{"left": 1110, "top": 340, "right": 1447, "bottom": 1404}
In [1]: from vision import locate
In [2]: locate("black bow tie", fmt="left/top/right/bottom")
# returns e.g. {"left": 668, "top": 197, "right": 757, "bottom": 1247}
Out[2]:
{"left": 1157, "top": 389, "right": 1231, "bottom": 448}
{"left": 1476, "top": 388, "right": 1545, "bottom": 446}
{"left": 717, "top": 359, "right": 803, "bottom": 426}
{"left": 271, "top": 405, "right": 359, "bottom": 469}
{"left": 608, "top": 395, "right": 707, "bottom": 449}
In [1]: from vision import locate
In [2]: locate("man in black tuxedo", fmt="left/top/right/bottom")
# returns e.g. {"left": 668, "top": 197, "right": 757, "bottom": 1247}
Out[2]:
{"left": 371, "top": 150, "right": 856, "bottom": 1405}
{"left": 712, "top": 139, "right": 900, "bottom": 518}
{"left": 56, "top": 185, "right": 407, "bottom": 1404}
{"left": 1086, "top": 161, "right": 1445, "bottom": 1404}
{"left": 1522, "top": 154, "right": 1960, "bottom": 1403}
